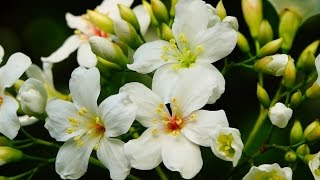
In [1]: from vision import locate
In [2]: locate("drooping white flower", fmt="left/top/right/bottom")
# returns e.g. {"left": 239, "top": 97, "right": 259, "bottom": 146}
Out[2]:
{"left": 267, "top": 54, "right": 289, "bottom": 76}
{"left": 0, "top": 52, "right": 31, "bottom": 139}
{"left": 128, "top": 0, "right": 237, "bottom": 104}
{"left": 45, "top": 67, "right": 137, "bottom": 180}
{"left": 315, "top": 53, "right": 320, "bottom": 85}
{"left": 309, "top": 151, "right": 320, "bottom": 180}
{"left": 243, "top": 163, "right": 292, "bottom": 180}
{"left": 269, "top": 102, "right": 293, "bottom": 128}
{"left": 121, "top": 67, "right": 229, "bottom": 179}
{"left": 41, "top": 1, "right": 150, "bottom": 68}
{"left": 0, "top": 45, "right": 4, "bottom": 64}
{"left": 210, "top": 127, "right": 243, "bottom": 167}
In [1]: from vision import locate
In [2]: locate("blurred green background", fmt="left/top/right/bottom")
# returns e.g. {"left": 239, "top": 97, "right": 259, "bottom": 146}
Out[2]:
{"left": 1, "top": 0, "right": 320, "bottom": 179}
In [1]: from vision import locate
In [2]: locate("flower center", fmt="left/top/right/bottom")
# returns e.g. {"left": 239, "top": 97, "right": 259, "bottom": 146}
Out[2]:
{"left": 75, "top": 16, "right": 108, "bottom": 40}
{"left": 217, "top": 133, "right": 235, "bottom": 158}
{"left": 254, "top": 170, "right": 285, "bottom": 180}
{"left": 161, "top": 34, "right": 203, "bottom": 69}
{"left": 0, "top": 96, "right": 3, "bottom": 106}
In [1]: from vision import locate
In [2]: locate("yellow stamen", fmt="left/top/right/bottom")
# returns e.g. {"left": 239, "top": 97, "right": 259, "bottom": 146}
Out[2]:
{"left": 68, "top": 117, "right": 79, "bottom": 126}
{"left": 94, "top": 143, "right": 99, "bottom": 151}
{"left": 152, "top": 128, "right": 159, "bottom": 135}
{"left": 190, "top": 114, "right": 196, "bottom": 121}
{"left": 77, "top": 107, "right": 88, "bottom": 116}
{"left": 66, "top": 127, "right": 76, "bottom": 134}
{"left": 0, "top": 96, "right": 3, "bottom": 106}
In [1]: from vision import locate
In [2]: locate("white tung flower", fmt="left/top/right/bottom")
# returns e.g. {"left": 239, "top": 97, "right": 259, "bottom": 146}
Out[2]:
{"left": 210, "top": 127, "right": 243, "bottom": 167}
{"left": 45, "top": 67, "right": 137, "bottom": 180}
{"left": 269, "top": 102, "right": 293, "bottom": 128}
{"left": 243, "top": 163, "right": 292, "bottom": 180}
{"left": 0, "top": 51, "right": 31, "bottom": 139}
{"left": 41, "top": 0, "right": 150, "bottom": 68}
{"left": 309, "top": 151, "right": 320, "bottom": 180}
{"left": 128, "top": 0, "right": 237, "bottom": 104}
{"left": 121, "top": 67, "right": 229, "bottom": 179}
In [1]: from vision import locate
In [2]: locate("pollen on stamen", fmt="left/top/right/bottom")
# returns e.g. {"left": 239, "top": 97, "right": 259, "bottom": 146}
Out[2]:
{"left": 68, "top": 117, "right": 79, "bottom": 126}
{"left": 152, "top": 128, "right": 159, "bottom": 135}
{"left": 66, "top": 127, "right": 76, "bottom": 134}
{"left": 169, "top": 39, "right": 177, "bottom": 49}
{"left": 162, "top": 46, "right": 169, "bottom": 52}
{"left": 179, "top": 34, "right": 187, "bottom": 44}
{"left": 152, "top": 118, "right": 158, "bottom": 124}
{"left": 161, "top": 54, "right": 169, "bottom": 61}
{"left": 77, "top": 107, "right": 88, "bottom": 116}
{"left": 189, "top": 114, "right": 196, "bottom": 121}
{"left": 0, "top": 96, "right": 3, "bottom": 106}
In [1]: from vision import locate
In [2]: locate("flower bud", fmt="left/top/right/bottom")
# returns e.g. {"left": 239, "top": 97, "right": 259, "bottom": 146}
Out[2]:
{"left": 254, "top": 54, "right": 288, "bottom": 76}
{"left": 279, "top": 9, "right": 302, "bottom": 53}
{"left": 282, "top": 56, "right": 296, "bottom": 88}
{"left": 222, "top": 16, "right": 239, "bottom": 31}
{"left": 114, "top": 19, "right": 143, "bottom": 49}
{"left": 118, "top": 4, "right": 140, "bottom": 32}
{"left": 284, "top": 151, "right": 297, "bottom": 162}
{"left": 13, "top": 79, "right": 24, "bottom": 91}
{"left": 290, "top": 90, "right": 302, "bottom": 108}
{"left": 89, "top": 36, "right": 128, "bottom": 68}
{"left": 304, "top": 120, "right": 320, "bottom": 137}
{"left": 151, "top": 0, "right": 169, "bottom": 24}
{"left": 19, "top": 78, "right": 48, "bottom": 116}
{"left": 216, "top": 1, "right": 227, "bottom": 20}
{"left": 257, "top": 83, "right": 270, "bottom": 108}
{"left": 306, "top": 82, "right": 320, "bottom": 99}
{"left": 237, "top": 32, "right": 250, "bottom": 53}
{"left": 268, "top": 102, "right": 293, "bottom": 128}
{"left": 160, "top": 23, "right": 174, "bottom": 41}
{"left": 170, "top": 0, "right": 178, "bottom": 17}
{"left": 296, "top": 144, "right": 310, "bottom": 156}
{"left": 87, "top": 10, "right": 114, "bottom": 34}
{"left": 0, "top": 136, "right": 12, "bottom": 147}
{"left": 290, "top": 120, "right": 304, "bottom": 145}
{"left": 0, "top": 147, "right": 23, "bottom": 166}
{"left": 257, "top": 38, "right": 283, "bottom": 58}
{"left": 96, "top": 57, "right": 122, "bottom": 72}
{"left": 241, "top": 0, "right": 262, "bottom": 38}
{"left": 258, "top": 19, "right": 273, "bottom": 46}
{"left": 142, "top": 0, "right": 159, "bottom": 27}
{"left": 306, "top": 126, "right": 320, "bottom": 142}
{"left": 297, "top": 40, "right": 319, "bottom": 71}
{"left": 304, "top": 154, "right": 316, "bottom": 164}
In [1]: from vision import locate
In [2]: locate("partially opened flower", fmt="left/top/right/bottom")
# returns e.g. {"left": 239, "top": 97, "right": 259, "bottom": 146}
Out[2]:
{"left": 243, "top": 163, "right": 292, "bottom": 180}
{"left": 269, "top": 102, "right": 293, "bottom": 128}
{"left": 128, "top": 0, "right": 237, "bottom": 104}
{"left": 121, "top": 67, "right": 229, "bottom": 179}
{"left": 309, "top": 151, "right": 320, "bottom": 180}
{"left": 45, "top": 67, "right": 137, "bottom": 179}
{"left": 0, "top": 51, "right": 31, "bottom": 139}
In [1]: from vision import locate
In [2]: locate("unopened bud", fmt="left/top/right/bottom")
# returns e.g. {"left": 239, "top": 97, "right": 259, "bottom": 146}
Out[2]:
{"left": 216, "top": 1, "right": 227, "bottom": 20}
{"left": 87, "top": 10, "right": 114, "bottom": 34}
{"left": 290, "top": 120, "right": 304, "bottom": 145}
{"left": 241, "top": 0, "right": 262, "bottom": 38}
{"left": 118, "top": 4, "right": 140, "bottom": 32}
{"left": 290, "top": 90, "right": 302, "bottom": 108}
{"left": 306, "top": 126, "right": 320, "bottom": 142}
{"left": 279, "top": 9, "right": 302, "bottom": 52}
{"left": 237, "top": 32, "right": 250, "bottom": 53}
{"left": 258, "top": 19, "right": 273, "bottom": 46}
{"left": 151, "top": 0, "right": 169, "bottom": 24}
{"left": 96, "top": 57, "right": 122, "bottom": 72}
{"left": 0, "top": 137, "right": 12, "bottom": 147}
{"left": 0, "top": 147, "right": 23, "bottom": 166}
{"left": 114, "top": 20, "right": 143, "bottom": 49}
{"left": 304, "top": 120, "right": 320, "bottom": 137}
{"left": 306, "top": 82, "right": 320, "bottom": 99}
{"left": 13, "top": 79, "right": 24, "bottom": 91}
{"left": 283, "top": 56, "right": 296, "bottom": 88}
{"left": 254, "top": 54, "right": 288, "bottom": 76}
{"left": 297, "top": 40, "right": 319, "bottom": 71}
{"left": 303, "top": 154, "right": 316, "bottom": 164}
{"left": 268, "top": 102, "right": 293, "bottom": 128}
{"left": 296, "top": 144, "right": 310, "bottom": 156}
{"left": 143, "top": 0, "right": 159, "bottom": 27}
{"left": 160, "top": 23, "right": 174, "bottom": 41}
{"left": 284, "top": 151, "right": 297, "bottom": 162}
{"left": 257, "top": 83, "right": 270, "bottom": 108}
{"left": 89, "top": 36, "right": 128, "bottom": 68}
{"left": 170, "top": 0, "right": 178, "bottom": 17}
{"left": 257, "top": 38, "right": 283, "bottom": 58}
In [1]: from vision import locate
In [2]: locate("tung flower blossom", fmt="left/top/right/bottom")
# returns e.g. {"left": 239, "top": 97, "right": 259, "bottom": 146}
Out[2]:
{"left": 309, "top": 151, "right": 320, "bottom": 180}
{"left": 0, "top": 47, "right": 32, "bottom": 139}
{"left": 128, "top": 0, "right": 237, "bottom": 104}
{"left": 269, "top": 102, "right": 293, "bottom": 128}
{"left": 121, "top": 67, "right": 229, "bottom": 179}
{"left": 45, "top": 67, "right": 137, "bottom": 179}
{"left": 243, "top": 163, "right": 292, "bottom": 180}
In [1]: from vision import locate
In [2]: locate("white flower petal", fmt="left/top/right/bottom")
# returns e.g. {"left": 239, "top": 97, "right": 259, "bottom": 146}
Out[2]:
{"left": 205, "top": 64, "right": 225, "bottom": 104}
{"left": 97, "top": 138, "right": 130, "bottom": 180}
{"left": 206, "top": 4, "right": 221, "bottom": 28}
{"left": 182, "top": 110, "right": 229, "bottom": 147}
{"left": 55, "top": 135, "right": 98, "bottom": 179}
{"left": 152, "top": 64, "right": 179, "bottom": 104}
{"left": 0, "top": 95, "right": 20, "bottom": 140}
{"left": 45, "top": 99, "right": 86, "bottom": 141}
{"left": 26, "top": 64, "right": 46, "bottom": 83}
{"left": 315, "top": 54, "right": 320, "bottom": 85}
{"left": 269, "top": 102, "right": 293, "bottom": 128}
{"left": 0, "top": 45, "right": 4, "bottom": 64}
{"left": 143, "top": 26, "right": 159, "bottom": 42}
{"left": 69, "top": 67, "right": 100, "bottom": 116}
{"left": 172, "top": 0, "right": 208, "bottom": 47}
{"left": 128, "top": 40, "right": 172, "bottom": 74}
{"left": 309, "top": 151, "right": 320, "bottom": 180}
{"left": 195, "top": 22, "right": 237, "bottom": 64}
{"left": 119, "top": 82, "right": 168, "bottom": 127}
{"left": 170, "top": 65, "right": 217, "bottom": 118}
{"left": 77, "top": 43, "right": 97, "bottom": 68}
{"left": 65, "top": 13, "right": 91, "bottom": 34}
{"left": 133, "top": 5, "right": 151, "bottom": 35}
{"left": 98, "top": 92, "right": 137, "bottom": 137}
{"left": 0, "top": 53, "right": 31, "bottom": 89}
{"left": 222, "top": 16, "right": 239, "bottom": 31}
{"left": 210, "top": 127, "right": 243, "bottom": 167}
{"left": 162, "top": 134, "right": 203, "bottom": 179}
{"left": 243, "top": 163, "right": 292, "bottom": 180}
{"left": 41, "top": 35, "right": 82, "bottom": 63}
{"left": 19, "top": 115, "right": 38, "bottom": 126}
{"left": 124, "top": 128, "right": 163, "bottom": 170}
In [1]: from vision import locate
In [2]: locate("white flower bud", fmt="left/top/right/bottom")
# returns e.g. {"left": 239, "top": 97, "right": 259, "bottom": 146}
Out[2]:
{"left": 268, "top": 102, "right": 293, "bottom": 128}
{"left": 19, "top": 115, "right": 38, "bottom": 126}
{"left": 243, "top": 163, "right": 292, "bottom": 180}
{"left": 254, "top": 54, "right": 289, "bottom": 76}
{"left": 222, "top": 16, "right": 239, "bottom": 31}
{"left": 309, "top": 151, "right": 320, "bottom": 179}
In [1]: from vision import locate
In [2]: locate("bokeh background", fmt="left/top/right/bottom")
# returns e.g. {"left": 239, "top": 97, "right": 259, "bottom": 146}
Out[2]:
{"left": 1, "top": 0, "right": 320, "bottom": 179}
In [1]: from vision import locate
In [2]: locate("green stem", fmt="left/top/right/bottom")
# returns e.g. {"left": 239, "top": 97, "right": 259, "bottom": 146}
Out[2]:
{"left": 15, "top": 142, "right": 34, "bottom": 149}
{"left": 89, "top": 157, "right": 105, "bottom": 169}
{"left": 21, "top": 128, "right": 60, "bottom": 148}
{"left": 155, "top": 166, "right": 168, "bottom": 180}
{"left": 23, "top": 154, "right": 51, "bottom": 162}
{"left": 127, "top": 174, "right": 142, "bottom": 180}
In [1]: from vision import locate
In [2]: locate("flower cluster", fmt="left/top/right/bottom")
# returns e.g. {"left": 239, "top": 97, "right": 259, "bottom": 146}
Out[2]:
{"left": 1, "top": 0, "right": 320, "bottom": 179}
